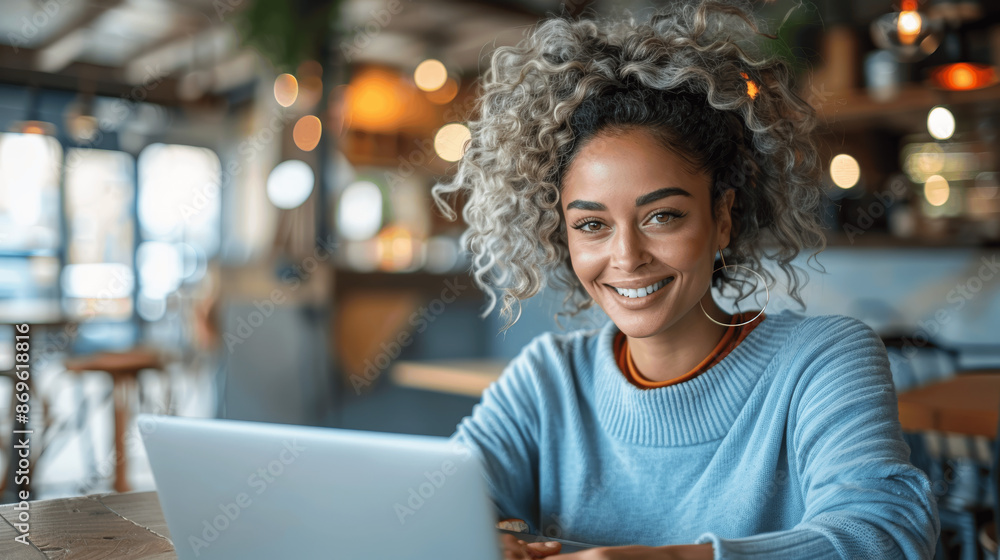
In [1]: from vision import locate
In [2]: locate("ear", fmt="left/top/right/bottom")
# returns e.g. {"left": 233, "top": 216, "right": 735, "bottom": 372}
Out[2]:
{"left": 716, "top": 189, "right": 736, "bottom": 249}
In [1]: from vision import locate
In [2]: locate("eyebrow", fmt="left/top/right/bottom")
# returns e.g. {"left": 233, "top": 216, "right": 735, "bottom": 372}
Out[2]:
{"left": 565, "top": 187, "right": 693, "bottom": 211}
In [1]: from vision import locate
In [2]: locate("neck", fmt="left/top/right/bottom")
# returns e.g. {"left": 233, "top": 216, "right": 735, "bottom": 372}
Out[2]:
{"left": 626, "top": 291, "right": 732, "bottom": 383}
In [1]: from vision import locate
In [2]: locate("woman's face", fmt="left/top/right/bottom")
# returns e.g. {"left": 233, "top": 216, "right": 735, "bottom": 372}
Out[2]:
{"left": 560, "top": 127, "right": 735, "bottom": 338}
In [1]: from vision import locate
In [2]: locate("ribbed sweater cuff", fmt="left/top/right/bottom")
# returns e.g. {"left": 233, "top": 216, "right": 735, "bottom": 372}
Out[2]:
{"left": 695, "top": 529, "right": 839, "bottom": 560}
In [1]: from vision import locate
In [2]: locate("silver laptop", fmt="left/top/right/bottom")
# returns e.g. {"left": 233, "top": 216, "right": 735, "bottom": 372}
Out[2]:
{"left": 139, "top": 414, "right": 504, "bottom": 559}
{"left": 138, "top": 414, "right": 595, "bottom": 559}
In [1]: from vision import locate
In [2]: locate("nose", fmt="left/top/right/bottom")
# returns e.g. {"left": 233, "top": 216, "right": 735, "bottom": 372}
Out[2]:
{"left": 610, "top": 223, "right": 651, "bottom": 272}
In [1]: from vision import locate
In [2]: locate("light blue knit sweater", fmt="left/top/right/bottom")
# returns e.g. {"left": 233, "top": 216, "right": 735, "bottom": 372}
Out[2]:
{"left": 449, "top": 309, "right": 940, "bottom": 559}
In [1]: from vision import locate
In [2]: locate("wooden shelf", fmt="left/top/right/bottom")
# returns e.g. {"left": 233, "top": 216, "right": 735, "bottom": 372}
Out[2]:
{"left": 811, "top": 83, "right": 1000, "bottom": 132}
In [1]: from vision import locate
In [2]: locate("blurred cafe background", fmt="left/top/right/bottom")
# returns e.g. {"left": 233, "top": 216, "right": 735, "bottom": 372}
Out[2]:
{"left": 0, "top": 0, "right": 998, "bottom": 557}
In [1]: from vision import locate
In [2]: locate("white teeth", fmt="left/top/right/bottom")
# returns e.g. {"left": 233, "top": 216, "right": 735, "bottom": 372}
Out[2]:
{"left": 614, "top": 278, "right": 670, "bottom": 299}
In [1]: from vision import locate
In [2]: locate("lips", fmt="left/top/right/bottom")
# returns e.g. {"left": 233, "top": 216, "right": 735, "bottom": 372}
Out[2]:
{"left": 606, "top": 276, "right": 674, "bottom": 302}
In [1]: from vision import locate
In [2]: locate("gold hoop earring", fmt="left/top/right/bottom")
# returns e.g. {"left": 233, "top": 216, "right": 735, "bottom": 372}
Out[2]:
{"left": 699, "top": 246, "right": 769, "bottom": 327}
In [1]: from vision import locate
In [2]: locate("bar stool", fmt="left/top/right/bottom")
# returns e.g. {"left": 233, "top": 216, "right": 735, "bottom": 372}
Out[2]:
{"left": 63, "top": 348, "right": 164, "bottom": 493}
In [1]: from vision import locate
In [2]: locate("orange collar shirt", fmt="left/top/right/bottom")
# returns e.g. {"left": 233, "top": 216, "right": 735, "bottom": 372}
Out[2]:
{"left": 615, "top": 312, "right": 765, "bottom": 389}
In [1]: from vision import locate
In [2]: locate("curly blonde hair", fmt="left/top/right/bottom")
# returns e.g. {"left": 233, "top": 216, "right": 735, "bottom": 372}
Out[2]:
{"left": 431, "top": 0, "right": 827, "bottom": 333}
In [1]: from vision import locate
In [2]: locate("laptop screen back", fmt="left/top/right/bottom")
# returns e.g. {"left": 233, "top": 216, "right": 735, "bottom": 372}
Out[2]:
{"left": 138, "top": 414, "right": 502, "bottom": 560}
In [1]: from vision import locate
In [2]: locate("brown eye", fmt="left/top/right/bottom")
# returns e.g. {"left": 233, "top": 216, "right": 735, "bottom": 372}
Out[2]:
{"left": 649, "top": 211, "right": 685, "bottom": 225}
{"left": 571, "top": 219, "right": 605, "bottom": 233}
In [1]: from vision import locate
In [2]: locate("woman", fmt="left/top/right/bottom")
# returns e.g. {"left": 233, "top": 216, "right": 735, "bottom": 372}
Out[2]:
{"left": 431, "top": 1, "right": 940, "bottom": 558}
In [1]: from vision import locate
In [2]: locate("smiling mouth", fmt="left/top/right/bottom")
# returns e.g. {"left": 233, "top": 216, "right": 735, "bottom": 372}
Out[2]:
{"left": 607, "top": 277, "right": 674, "bottom": 299}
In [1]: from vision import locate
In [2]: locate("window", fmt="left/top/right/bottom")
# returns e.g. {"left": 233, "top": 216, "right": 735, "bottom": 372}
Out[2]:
{"left": 0, "top": 133, "right": 62, "bottom": 252}
{"left": 137, "top": 143, "right": 220, "bottom": 321}
{"left": 61, "top": 148, "right": 135, "bottom": 319}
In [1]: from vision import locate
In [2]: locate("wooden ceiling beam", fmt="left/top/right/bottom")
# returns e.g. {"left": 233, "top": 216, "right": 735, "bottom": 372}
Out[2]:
{"left": 125, "top": 15, "right": 214, "bottom": 64}
{"left": 0, "top": 45, "right": 184, "bottom": 105}
{"left": 33, "top": 0, "right": 127, "bottom": 51}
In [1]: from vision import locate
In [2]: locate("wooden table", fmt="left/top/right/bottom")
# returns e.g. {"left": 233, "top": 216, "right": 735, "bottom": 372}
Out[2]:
{"left": 0, "top": 490, "right": 574, "bottom": 558}
{"left": 391, "top": 359, "right": 506, "bottom": 397}
{"left": 0, "top": 491, "right": 175, "bottom": 559}
{"left": 896, "top": 371, "right": 1000, "bottom": 438}
{"left": 8, "top": 372, "right": 990, "bottom": 559}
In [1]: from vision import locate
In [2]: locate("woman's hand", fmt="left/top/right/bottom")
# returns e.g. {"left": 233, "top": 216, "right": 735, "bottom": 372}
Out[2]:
{"left": 546, "top": 544, "right": 714, "bottom": 560}
{"left": 500, "top": 533, "right": 564, "bottom": 559}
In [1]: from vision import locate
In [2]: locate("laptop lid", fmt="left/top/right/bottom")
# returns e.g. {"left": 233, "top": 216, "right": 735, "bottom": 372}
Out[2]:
{"left": 138, "top": 414, "right": 503, "bottom": 560}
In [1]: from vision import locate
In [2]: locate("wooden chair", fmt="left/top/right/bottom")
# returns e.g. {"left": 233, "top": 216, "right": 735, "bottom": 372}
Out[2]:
{"left": 881, "top": 335, "right": 998, "bottom": 560}
{"left": 63, "top": 348, "right": 164, "bottom": 493}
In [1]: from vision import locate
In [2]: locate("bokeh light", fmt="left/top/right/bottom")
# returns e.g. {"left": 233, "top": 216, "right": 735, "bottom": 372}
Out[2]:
{"left": 930, "top": 63, "right": 998, "bottom": 91}
{"left": 426, "top": 78, "right": 459, "bottom": 104}
{"left": 830, "top": 154, "right": 860, "bottom": 189}
{"left": 414, "top": 59, "right": 448, "bottom": 92}
{"left": 897, "top": 10, "right": 921, "bottom": 44}
{"left": 137, "top": 241, "right": 183, "bottom": 298}
{"left": 266, "top": 160, "right": 314, "bottom": 209}
{"left": 297, "top": 60, "right": 322, "bottom": 78}
{"left": 923, "top": 174, "right": 949, "bottom": 206}
{"left": 293, "top": 115, "right": 322, "bottom": 151}
{"left": 434, "top": 123, "right": 471, "bottom": 162}
{"left": 345, "top": 67, "right": 405, "bottom": 132}
{"left": 274, "top": 73, "right": 298, "bottom": 107}
{"left": 927, "top": 106, "right": 955, "bottom": 140}
{"left": 297, "top": 75, "right": 323, "bottom": 109}
{"left": 338, "top": 181, "right": 383, "bottom": 241}
{"left": 375, "top": 224, "right": 415, "bottom": 271}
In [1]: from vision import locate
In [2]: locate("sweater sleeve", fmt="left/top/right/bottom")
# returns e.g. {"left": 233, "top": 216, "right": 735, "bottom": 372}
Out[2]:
{"left": 447, "top": 339, "right": 543, "bottom": 532}
{"left": 696, "top": 315, "right": 940, "bottom": 560}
